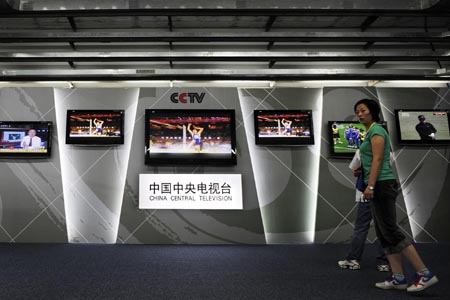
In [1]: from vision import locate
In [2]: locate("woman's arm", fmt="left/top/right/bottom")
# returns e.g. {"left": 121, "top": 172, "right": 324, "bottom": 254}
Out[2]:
{"left": 364, "top": 134, "right": 384, "bottom": 200}
{"left": 194, "top": 126, "right": 204, "bottom": 135}
{"left": 187, "top": 123, "right": 193, "bottom": 135}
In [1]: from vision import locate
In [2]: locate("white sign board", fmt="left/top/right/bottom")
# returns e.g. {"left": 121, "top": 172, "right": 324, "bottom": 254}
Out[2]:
{"left": 139, "top": 174, "right": 243, "bottom": 210}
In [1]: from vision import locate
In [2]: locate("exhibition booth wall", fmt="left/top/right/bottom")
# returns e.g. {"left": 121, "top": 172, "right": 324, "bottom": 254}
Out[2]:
{"left": 0, "top": 86, "right": 448, "bottom": 244}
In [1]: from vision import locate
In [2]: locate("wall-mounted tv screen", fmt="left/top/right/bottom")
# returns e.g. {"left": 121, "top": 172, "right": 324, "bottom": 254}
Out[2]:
{"left": 66, "top": 110, "right": 125, "bottom": 145}
{"left": 0, "top": 121, "right": 52, "bottom": 158}
{"left": 395, "top": 109, "right": 450, "bottom": 145}
{"left": 328, "top": 121, "right": 388, "bottom": 158}
{"left": 254, "top": 110, "right": 314, "bottom": 145}
{"left": 145, "top": 109, "right": 237, "bottom": 165}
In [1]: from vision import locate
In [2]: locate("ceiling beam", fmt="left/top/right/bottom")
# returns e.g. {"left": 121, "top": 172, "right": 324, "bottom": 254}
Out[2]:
{"left": 68, "top": 61, "right": 76, "bottom": 69}
{"left": 265, "top": 16, "right": 277, "bottom": 50}
{"left": 360, "top": 16, "right": 379, "bottom": 32}
{"left": 1, "top": 51, "right": 449, "bottom": 62}
{"left": 168, "top": 16, "right": 173, "bottom": 32}
{"left": 265, "top": 16, "right": 277, "bottom": 32}
{"left": 67, "top": 16, "right": 77, "bottom": 32}
{"left": 0, "top": 68, "right": 447, "bottom": 81}
{"left": 168, "top": 16, "right": 173, "bottom": 52}
{"left": 1, "top": 31, "right": 448, "bottom": 43}
{"left": 424, "top": 16, "right": 436, "bottom": 51}
{"left": 424, "top": 16, "right": 442, "bottom": 70}
{"left": 69, "top": 41, "right": 77, "bottom": 51}
{"left": 1, "top": 7, "right": 450, "bottom": 18}
{"left": 363, "top": 41, "right": 376, "bottom": 50}
{"left": 365, "top": 60, "right": 377, "bottom": 68}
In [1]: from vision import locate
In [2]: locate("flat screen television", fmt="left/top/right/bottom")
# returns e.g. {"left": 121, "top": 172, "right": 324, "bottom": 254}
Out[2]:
{"left": 0, "top": 121, "right": 52, "bottom": 158}
{"left": 145, "top": 109, "right": 237, "bottom": 165}
{"left": 254, "top": 110, "right": 314, "bottom": 145}
{"left": 328, "top": 121, "right": 388, "bottom": 158}
{"left": 66, "top": 110, "right": 125, "bottom": 145}
{"left": 394, "top": 109, "right": 450, "bottom": 145}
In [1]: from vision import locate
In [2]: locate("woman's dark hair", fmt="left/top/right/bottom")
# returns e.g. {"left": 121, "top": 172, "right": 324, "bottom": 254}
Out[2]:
{"left": 354, "top": 98, "right": 381, "bottom": 122}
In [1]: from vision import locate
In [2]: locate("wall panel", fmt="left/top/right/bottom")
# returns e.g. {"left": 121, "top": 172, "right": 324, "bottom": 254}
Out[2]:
{"left": 0, "top": 87, "right": 66, "bottom": 242}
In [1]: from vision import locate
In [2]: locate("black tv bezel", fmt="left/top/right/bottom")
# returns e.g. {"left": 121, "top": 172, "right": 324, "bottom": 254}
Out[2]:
{"left": 65, "top": 109, "right": 125, "bottom": 145}
{"left": 145, "top": 109, "right": 237, "bottom": 166}
{"left": 253, "top": 109, "right": 315, "bottom": 146}
{"left": 394, "top": 109, "right": 450, "bottom": 146}
{"left": 0, "top": 121, "right": 53, "bottom": 159}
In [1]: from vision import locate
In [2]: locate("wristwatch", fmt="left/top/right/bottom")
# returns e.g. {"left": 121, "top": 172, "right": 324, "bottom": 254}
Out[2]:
{"left": 367, "top": 185, "right": 375, "bottom": 191}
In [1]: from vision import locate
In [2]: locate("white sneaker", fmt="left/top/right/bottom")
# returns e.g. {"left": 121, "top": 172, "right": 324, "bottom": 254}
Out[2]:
{"left": 338, "top": 259, "right": 360, "bottom": 270}
{"left": 377, "top": 264, "right": 390, "bottom": 272}
{"left": 375, "top": 275, "right": 407, "bottom": 290}
{"left": 407, "top": 272, "right": 439, "bottom": 292}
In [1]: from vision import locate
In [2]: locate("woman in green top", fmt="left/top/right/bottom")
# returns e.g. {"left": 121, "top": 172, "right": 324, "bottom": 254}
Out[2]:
{"left": 353, "top": 99, "right": 438, "bottom": 292}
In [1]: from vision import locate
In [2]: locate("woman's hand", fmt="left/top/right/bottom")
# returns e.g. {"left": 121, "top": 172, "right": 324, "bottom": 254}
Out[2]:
{"left": 363, "top": 187, "right": 374, "bottom": 201}
{"left": 352, "top": 167, "right": 362, "bottom": 177}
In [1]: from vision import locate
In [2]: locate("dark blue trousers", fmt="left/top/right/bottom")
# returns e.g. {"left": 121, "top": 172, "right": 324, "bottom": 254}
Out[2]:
{"left": 346, "top": 201, "right": 386, "bottom": 263}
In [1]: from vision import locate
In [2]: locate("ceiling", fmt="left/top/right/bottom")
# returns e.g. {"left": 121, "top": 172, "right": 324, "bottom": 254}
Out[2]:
{"left": 0, "top": 0, "right": 450, "bottom": 81}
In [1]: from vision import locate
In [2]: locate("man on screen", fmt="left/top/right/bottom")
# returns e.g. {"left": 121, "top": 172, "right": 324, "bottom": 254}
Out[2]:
{"left": 21, "top": 128, "right": 42, "bottom": 150}
{"left": 415, "top": 115, "right": 437, "bottom": 141}
{"left": 332, "top": 123, "right": 342, "bottom": 144}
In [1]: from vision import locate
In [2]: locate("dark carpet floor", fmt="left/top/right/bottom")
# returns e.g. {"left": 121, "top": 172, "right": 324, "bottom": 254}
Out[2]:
{"left": 0, "top": 243, "right": 448, "bottom": 300}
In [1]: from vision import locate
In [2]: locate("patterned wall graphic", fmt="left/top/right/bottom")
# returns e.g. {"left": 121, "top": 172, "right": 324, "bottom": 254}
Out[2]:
{"left": 118, "top": 87, "right": 266, "bottom": 244}
{"left": 239, "top": 88, "right": 322, "bottom": 244}
{"left": 1, "top": 87, "right": 448, "bottom": 244}
{"left": 54, "top": 88, "right": 138, "bottom": 243}
{"left": 315, "top": 87, "right": 412, "bottom": 245}
{"left": 0, "top": 87, "right": 66, "bottom": 242}
{"left": 377, "top": 88, "right": 450, "bottom": 242}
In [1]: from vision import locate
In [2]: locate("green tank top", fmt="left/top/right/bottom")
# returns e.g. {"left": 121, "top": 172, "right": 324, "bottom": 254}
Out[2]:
{"left": 359, "top": 124, "right": 396, "bottom": 184}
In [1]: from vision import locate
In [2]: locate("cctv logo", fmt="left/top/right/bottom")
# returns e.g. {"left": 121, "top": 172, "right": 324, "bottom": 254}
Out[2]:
{"left": 170, "top": 93, "right": 205, "bottom": 104}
